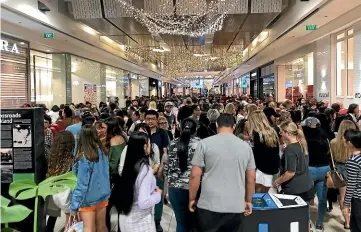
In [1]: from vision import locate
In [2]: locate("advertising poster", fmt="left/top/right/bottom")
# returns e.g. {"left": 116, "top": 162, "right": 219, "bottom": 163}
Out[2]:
{"left": 1, "top": 108, "right": 46, "bottom": 231}
{"left": 0, "top": 110, "right": 36, "bottom": 183}
{"left": 84, "top": 84, "right": 98, "bottom": 104}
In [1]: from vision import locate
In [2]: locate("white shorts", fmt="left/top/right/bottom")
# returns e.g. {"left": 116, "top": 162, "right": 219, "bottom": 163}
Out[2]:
{"left": 256, "top": 169, "right": 273, "bottom": 187}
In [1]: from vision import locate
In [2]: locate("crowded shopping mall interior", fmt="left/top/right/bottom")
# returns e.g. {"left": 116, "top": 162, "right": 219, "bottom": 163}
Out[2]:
{"left": 1, "top": 0, "right": 361, "bottom": 232}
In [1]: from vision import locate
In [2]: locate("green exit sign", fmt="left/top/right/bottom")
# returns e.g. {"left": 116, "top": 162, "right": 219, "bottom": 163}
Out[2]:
{"left": 44, "top": 32, "right": 54, "bottom": 39}
{"left": 306, "top": 24, "right": 317, "bottom": 31}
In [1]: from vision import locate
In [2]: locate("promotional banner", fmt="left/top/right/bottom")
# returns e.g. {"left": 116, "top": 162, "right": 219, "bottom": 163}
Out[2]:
{"left": 1, "top": 108, "right": 46, "bottom": 231}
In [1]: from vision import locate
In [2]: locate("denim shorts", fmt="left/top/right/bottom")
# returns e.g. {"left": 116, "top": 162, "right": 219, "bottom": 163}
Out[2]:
{"left": 335, "top": 163, "right": 347, "bottom": 181}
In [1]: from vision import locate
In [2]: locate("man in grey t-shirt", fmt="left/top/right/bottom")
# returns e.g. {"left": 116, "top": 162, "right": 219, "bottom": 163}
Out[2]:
{"left": 189, "top": 113, "right": 256, "bottom": 232}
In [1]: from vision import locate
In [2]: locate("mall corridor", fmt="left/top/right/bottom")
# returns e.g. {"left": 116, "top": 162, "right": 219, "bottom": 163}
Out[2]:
{"left": 2, "top": 0, "right": 361, "bottom": 232}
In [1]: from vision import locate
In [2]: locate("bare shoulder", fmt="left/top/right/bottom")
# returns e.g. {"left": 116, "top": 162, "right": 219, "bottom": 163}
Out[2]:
{"left": 110, "top": 135, "right": 125, "bottom": 146}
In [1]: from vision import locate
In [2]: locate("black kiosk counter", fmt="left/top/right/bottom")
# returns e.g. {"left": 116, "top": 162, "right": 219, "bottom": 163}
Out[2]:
{"left": 244, "top": 193, "right": 309, "bottom": 232}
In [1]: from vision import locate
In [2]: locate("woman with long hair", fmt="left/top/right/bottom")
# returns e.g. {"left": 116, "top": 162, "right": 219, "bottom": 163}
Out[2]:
{"left": 70, "top": 125, "right": 110, "bottom": 232}
{"left": 119, "top": 123, "right": 160, "bottom": 174}
{"left": 342, "top": 129, "right": 361, "bottom": 232}
{"left": 301, "top": 117, "right": 330, "bottom": 230}
{"left": 330, "top": 120, "right": 357, "bottom": 229}
{"left": 164, "top": 118, "right": 200, "bottom": 232}
{"left": 248, "top": 110, "right": 280, "bottom": 193}
{"left": 275, "top": 121, "right": 314, "bottom": 202}
{"left": 105, "top": 118, "right": 127, "bottom": 232}
{"left": 235, "top": 118, "right": 251, "bottom": 143}
{"left": 197, "top": 112, "right": 213, "bottom": 139}
{"left": 116, "top": 132, "right": 162, "bottom": 232}
{"left": 245, "top": 104, "right": 258, "bottom": 119}
{"left": 46, "top": 131, "right": 75, "bottom": 232}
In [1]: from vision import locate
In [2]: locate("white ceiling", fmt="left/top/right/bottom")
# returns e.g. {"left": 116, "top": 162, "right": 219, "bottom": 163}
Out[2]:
{"left": 218, "top": 0, "right": 361, "bottom": 83}
{"left": 0, "top": 0, "right": 170, "bottom": 81}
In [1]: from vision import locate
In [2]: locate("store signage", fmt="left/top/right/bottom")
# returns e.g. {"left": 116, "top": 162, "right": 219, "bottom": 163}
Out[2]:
{"left": 306, "top": 24, "right": 317, "bottom": 31}
{"left": 0, "top": 39, "right": 19, "bottom": 54}
{"left": 318, "top": 92, "right": 329, "bottom": 98}
{"left": 44, "top": 32, "right": 54, "bottom": 39}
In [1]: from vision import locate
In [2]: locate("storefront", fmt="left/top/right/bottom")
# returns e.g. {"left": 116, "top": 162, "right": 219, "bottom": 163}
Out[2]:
{"left": 276, "top": 36, "right": 331, "bottom": 103}
{"left": 260, "top": 63, "right": 275, "bottom": 99}
{"left": 333, "top": 24, "right": 359, "bottom": 107}
{"left": 130, "top": 73, "right": 139, "bottom": 99}
{"left": 1, "top": 34, "right": 30, "bottom": 108}
{"left": 149, "top": 77, "right": 159, "bottom": 96}
{"left": 250, "top": 70, "right": 258, "bottom": 98}
{"left": 28, "top": 52, "right": 149, "bottom": 108}
{"left": 239, "top": 73, "right": 250, "bottom": 96}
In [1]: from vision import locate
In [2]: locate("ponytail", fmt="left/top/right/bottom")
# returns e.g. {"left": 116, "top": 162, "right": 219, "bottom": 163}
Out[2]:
{"left": 177, "top": 127, "right": 192, "bottom": 172}
{"left": 297, "top": 128, "right": 308, "bottom": 155}
{"left": 280, "top": 121, "right": 308, "bottom": 156}
{"left": 177, "top": 118, "right": 197, "bottom": 172}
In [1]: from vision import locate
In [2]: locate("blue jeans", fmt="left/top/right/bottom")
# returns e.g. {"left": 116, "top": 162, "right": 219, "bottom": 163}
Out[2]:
{"left": 309, "top": 166, "right": 331, "bottom": 226}
{"left": 168, "top": 187, "right": 194, "bottom": 232}
{"left": 154, "top": 177, "right": 164, "bottom": 224}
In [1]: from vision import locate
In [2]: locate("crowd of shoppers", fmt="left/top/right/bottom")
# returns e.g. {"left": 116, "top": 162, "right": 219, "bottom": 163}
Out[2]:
{"left": 25, "top": 94, "right": 361, "bottom": 232}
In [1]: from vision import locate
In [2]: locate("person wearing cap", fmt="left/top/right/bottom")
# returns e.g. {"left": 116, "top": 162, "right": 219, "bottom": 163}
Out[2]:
{"left": 66, "top": 109, "right": 83, "bottom": 155}
{"left": 301, "top": 116, "right": 330, "bottom": 230}
{"left": 164, "top": 101, "right": 176, "bottom": 131}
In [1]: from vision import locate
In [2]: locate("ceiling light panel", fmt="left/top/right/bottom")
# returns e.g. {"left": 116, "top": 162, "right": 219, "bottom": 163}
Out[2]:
{"left": 176, "top": 0, "right": 207, "bottom": 15}
{"left": 144, "top": 0, "right": 173, "bottom": 15}
{"left": 218, "top": 0, "right": 248, "bottom": 14}
{"left": 251, "top": 0, "right": 282, "bottom": 13}
{"left": 103, "top": 0, "right": 132, "bottom": 17}
{"left": 72, "top": 0, "right": 102, "bottom": 19}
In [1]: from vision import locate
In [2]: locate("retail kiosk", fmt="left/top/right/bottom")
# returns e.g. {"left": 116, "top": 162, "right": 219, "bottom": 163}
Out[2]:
{"left": 244, "top": 193, "right": 309, "bottom": 232}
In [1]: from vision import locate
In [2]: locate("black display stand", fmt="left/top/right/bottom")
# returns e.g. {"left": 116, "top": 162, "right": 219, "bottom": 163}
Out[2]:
{"left": 244, "top": 193, "right": 309, "bottom": 232}
{"left": 1, "top": 108, "right": 46, "bottom": 232}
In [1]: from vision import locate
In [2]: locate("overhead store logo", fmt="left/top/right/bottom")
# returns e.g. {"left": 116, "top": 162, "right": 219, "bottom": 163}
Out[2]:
{"left": 0, "top": 40, "right": 20, "bottom": 54}
{"left": 306, "top": 24, "right": 317, "bottom": 31}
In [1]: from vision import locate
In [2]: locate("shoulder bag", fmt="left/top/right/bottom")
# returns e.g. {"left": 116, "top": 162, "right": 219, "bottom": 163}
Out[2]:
{"left": 326, "top": 141, "right": 346, "bottom": 189}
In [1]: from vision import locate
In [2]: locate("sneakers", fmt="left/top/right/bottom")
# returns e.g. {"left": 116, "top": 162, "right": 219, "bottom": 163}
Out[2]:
{"left": 315, "top": 224, "right": 324, "bottom": 231}
{"left": 156, "top": 223, "right": 163, "bottom": 232}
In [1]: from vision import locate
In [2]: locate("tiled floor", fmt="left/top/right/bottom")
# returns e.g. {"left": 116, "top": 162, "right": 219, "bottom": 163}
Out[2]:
{"left": 55, "top": 200, "right": 348, "bottom": 232}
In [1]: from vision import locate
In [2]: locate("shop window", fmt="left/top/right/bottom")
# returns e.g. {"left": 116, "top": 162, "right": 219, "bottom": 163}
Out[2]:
{"left": 336, "top": 29, "right": 354, "bottom": 97}
{"left": 71, "top": 55, "right": 105, "bottom": 106}
{"left": 30, "top": 51, "right": 66, "bottom": 107}
{"left": 283, "top": 53, "right": 314, "bottom": 103}
{"left": 105, "top": 66, "right": 127, "bottom": 106}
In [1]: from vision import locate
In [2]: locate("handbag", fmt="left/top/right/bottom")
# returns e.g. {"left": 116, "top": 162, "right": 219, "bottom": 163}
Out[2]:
{"left": 326, "top": 141, "right": 347, "bottom": 189}
{"left": 53, "top": 187, "right": 71, "bottom": 213}
{"left": 65, "top": 214, "right": 83, "bottom": 232}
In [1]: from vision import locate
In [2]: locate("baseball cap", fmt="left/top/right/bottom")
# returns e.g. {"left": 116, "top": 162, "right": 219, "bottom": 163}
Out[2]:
{"left": 165, "top": 101, "right": 173, "bottom": 107}
{"left": 301, "top": 117, "right": 320, "bottom": 128}
{"left": 263, "top": 107, "right": 280, "bottom": 118}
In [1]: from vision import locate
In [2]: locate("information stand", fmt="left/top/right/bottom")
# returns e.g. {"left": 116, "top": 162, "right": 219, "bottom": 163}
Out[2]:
{"left": 1, "top": 108, "right": 46, "bottom": 232}
{"left": 244, "top": 193, "right": 309, "bottom": 232}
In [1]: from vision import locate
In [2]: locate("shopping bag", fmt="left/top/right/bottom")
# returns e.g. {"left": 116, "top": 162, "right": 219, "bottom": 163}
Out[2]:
{"left": 53, "top": 187, "right": 71, "bottom": 213}
{"left": 65, "top": 214, "right": 83, "bottom": 232}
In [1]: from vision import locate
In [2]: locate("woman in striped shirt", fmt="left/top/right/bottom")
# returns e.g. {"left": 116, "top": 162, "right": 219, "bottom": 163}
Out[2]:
{"left": 343, "top": 129, "right": 361, "bottom": 232}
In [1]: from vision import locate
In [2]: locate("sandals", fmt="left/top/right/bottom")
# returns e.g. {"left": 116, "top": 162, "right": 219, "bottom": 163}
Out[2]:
{"left": 344, "top": 223, "right": 350, "bottom": 230}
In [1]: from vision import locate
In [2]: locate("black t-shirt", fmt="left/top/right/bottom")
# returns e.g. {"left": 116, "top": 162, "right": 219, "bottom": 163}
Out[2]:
{"left": 151, "top": 128, "right": 170, "bottom": 158}
{"left": 280, "top": 143, "right": 313, "bottom": 194}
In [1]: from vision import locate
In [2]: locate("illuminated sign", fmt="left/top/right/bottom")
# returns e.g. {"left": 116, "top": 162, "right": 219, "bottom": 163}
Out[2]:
{"left": 0, "top": 39, "right": 20, "bottom": 54}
